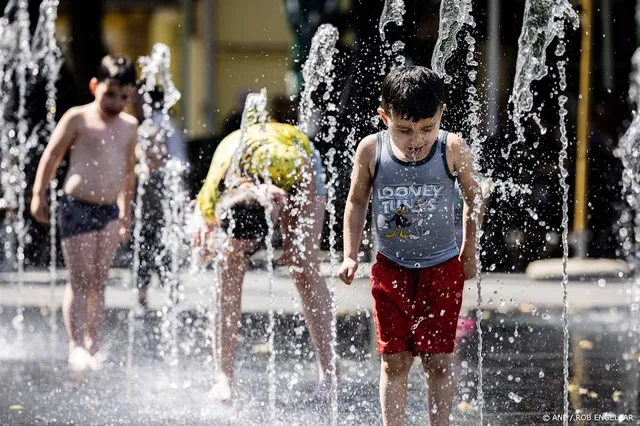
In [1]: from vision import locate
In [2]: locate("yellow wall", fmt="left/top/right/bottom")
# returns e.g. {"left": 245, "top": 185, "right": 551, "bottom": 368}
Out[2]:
{"left": 54, "top": 0, "right": 295, "bottom": 136}
{"left": 211, "top": 0, "right": 293, "bottom": 134}
{"left": 215, "top": 0, "right": 291, "bottom": 45}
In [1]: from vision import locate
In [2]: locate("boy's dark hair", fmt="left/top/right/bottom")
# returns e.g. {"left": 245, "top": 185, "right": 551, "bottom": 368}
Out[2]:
{"left": 218, "top": 195, "right": 268, "bottom": 240}
{"left": 380, "top": 66, "right": 445, "bottom": 121}
{"left": 96, "top": 55, "right": 137, "bottom": 86}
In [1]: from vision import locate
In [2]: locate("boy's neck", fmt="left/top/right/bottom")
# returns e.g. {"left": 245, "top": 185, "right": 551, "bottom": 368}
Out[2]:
{"left": 93, "top": 102, "right": 120, "bottom": 122}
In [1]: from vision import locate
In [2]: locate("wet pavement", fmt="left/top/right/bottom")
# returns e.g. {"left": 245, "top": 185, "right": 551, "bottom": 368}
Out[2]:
{"left": 1, "top": 270, "right": 640, "bottom": 425}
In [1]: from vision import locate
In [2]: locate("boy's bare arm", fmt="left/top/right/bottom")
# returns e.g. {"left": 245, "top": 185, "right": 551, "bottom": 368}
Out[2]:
{"left": 339, "top": 136, "right": 375, "bottom": 284}
{"left": 451, "top": 136, "right": 482, "bottom": 278}
{"left": 30, "top": 108, "right": 80, "bottom": 224}
{"left": 32, "top": 108, "right": 80, "bottom": 196}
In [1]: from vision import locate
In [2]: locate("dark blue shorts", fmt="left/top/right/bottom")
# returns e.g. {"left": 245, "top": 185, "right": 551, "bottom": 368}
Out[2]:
{"left": 58, "top": 194, "right": 119, "bottom": 239}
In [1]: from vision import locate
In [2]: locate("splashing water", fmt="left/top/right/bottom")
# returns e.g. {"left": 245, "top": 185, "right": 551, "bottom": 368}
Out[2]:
{"left": 617, "top": 7, "right": 640, "bottom": 409}
{"left": 379, "top": 0, "right": 405, "bottom": 71}
{"left": 10, "top": 0, "right": 32, "bottom": 343}
{"left": 431, "top": 0, "right": 473, "bottom": 84}
{"left": 0, "top": 6, "right": 18, "bottom": 289}
{"left": 297, "top": 26, "right": 342, "bottom": 420}
{"left": 314, "top": 76, "right": 340, "bottom": 426}
{"left": 30, "top": 0, "right": 63, "bottom": 355}
{"left": 555, "top": 50, "right": 572, "bottom": 426}
{"left": 258, "top": 148, "right": 278, "bottom": 422}
{"left": 210, "top": 90, "right": 268, "bottom": 381}
{"left": 130, "top": 43, "right": 184, "bottom": 368}
{"left": 298, "top": 24, "right": 339, "bottom": 135}
{"left": 505, "top": 0, "right": 578, "bottom": 159}
{"left": 225, "top": 89, "right": 268, "bottom": 189}
{"left": 379, "top": 0, "right": 405, "bottom": 41}
{"left": 459, "top": 6, "right": 487, "bottom": 422}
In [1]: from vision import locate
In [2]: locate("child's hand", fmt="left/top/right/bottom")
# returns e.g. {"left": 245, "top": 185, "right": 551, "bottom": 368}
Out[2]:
{"left": 338, "top": 258, "right": 358, "bottom": 285}
{"left": 30, "top": 193, "right": 50, "bottom": 224}
{"left": 119, "top": 218, "right": 131, "bottom": 243}
{"left": 459, "top": 251, "right": 477, "bottom": 280}
{"left": 192, "top": 222, "right": 216, "bottom": 262}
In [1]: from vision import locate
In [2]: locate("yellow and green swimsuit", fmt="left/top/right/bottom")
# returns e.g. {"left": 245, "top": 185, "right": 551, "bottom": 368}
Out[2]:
{"left": 197, "top": 122, "right": 313, "bottom": 223}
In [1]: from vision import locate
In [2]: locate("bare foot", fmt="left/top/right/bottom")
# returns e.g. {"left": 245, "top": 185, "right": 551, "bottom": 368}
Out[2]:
{"left": 68, "top": 347, "right": 92, "bottom": 372}
{"left": 208, "top": 376, "right": 232, "bottom": 403}
{"left": 88, "top": 351, "right": 107, "bottom": 371}
{"left": 84, "top": 336, "right": 99, "bottom": 356}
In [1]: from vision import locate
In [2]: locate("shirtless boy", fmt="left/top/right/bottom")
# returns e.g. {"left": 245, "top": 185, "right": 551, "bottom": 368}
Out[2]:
{"left": 30, "top": 55, "right": 138, "bottom": 371}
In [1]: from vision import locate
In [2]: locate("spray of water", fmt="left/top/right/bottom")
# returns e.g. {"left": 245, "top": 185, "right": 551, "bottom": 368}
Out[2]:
{"left": 379, "top": 0, "right": 406, "bottom": 71}
{"left": 225, "top": 89, "right": 268, "bottom": 188}
{"left": 431, "top": 0, "right": 473, "bottom": 84}
{"left": 209, "top": 89, "right": 274, "bottom": 404}
{"left": 129, "top": 43, "right": 183, "bottom": 368}
{"left": 30, "top": 0, "right": 63, "bottom": 356}
{"left": 0, "top": 1, "right": 20, "bottom": 231}
{"left": 258, "top": 149, "right": 278, "bottom": 421}
{"left": 555, "top": 55, "right": 572, "bottom": 426}
{"left": 10, "top": 0, "right": 32, "bottom": 343}
{"left": 459, "top": 6, "right": 488, "bottom": 422}
{"left": 298, "top": 24, "right": 339, "bottom": 136}
{"left": 505, "top": 0, "right": 578, "bottom": 159}
{"left": 617, "top": 3, "right": 640, "bottom": 408}
{"left": 379, "top": 0, "right": 405, "bottom": 41}
{"left": 297, "top": 24, "right": 342, "bottom": 420}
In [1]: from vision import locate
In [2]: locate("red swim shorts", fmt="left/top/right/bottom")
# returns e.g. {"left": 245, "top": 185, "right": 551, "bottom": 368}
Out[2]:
{"left": 371, "top": 253, "right": 465, "bottom": 355}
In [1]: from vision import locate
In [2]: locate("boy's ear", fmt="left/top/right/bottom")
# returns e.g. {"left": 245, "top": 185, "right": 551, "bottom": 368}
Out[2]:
{"left": 88, "top": 78, "right": 98, "bottom": 95}
{"left": 377, "top": 107, "right": 390, "bottom": 127}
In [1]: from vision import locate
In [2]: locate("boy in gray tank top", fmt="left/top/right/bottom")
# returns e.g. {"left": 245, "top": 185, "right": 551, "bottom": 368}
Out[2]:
{"left": 338, "top": 66, "right": 482, "bottom": 426}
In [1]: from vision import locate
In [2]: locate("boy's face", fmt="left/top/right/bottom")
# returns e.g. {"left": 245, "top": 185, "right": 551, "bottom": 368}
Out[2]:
{"left": 90, "top": 79, "right": 135, "bottom": 117}
{"left": 378, "top": 106, "right": 445, "bottom": 159}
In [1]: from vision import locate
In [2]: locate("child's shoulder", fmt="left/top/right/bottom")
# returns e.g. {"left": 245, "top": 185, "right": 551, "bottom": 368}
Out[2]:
{"left": 357, "top": 133, "right": 378, "bottom": 151}
{"left": 444, "top": 131, "right": 469, "bottom": 153}
{"left": 118, "top": 111, "right": 139, "bottom": 128}
{"left": 61, "top": 105, "right": 87, "bottom": 120}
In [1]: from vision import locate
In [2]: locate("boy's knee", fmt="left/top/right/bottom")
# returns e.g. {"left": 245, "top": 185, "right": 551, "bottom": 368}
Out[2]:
{"left": 422, "top": 353, "right": 454, "bottom": 376}
{"left": 382, "top": 353, "right": 413, "bottom": 378}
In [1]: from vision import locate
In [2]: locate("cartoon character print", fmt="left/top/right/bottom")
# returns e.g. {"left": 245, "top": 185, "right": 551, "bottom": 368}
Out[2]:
{"left": 409, "top": 197, "right": 435, "bottom": 240}
{"left": 385, "top": 204, "right": 411, "bottom": 239}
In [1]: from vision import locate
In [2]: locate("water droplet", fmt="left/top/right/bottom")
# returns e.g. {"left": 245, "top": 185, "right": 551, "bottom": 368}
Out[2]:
{"left": 508, "top": 392, "right": 522, "bottom": 403}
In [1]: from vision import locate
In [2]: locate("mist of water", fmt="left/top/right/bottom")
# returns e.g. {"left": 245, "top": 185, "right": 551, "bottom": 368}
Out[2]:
{"left": 617, "top": 2, "right": 640, "bottom": 409}
{"left": 298, "top": 23, "right": 339, "bottom": 136}
{"left": 431, "top": 0, "right": 473, "bottom": 84}
{"left": 129, "top": 43, "right": 183, "bottom": 368}
{"left": 30, "top": 0, "right": 63, "bottom": 355}
{"left": 505, "top": 0, "right": 578, "bottom": 159}
{"left": 555, "top": 50, "right": 572, "bottom": 426}
{"left": 379, "top": 0, "right": 406, "bottom": 70}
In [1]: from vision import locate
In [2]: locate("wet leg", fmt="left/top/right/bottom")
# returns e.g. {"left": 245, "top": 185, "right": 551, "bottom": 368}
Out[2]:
{"left": 85, "top": 220, "right": 120, "bottom": 356}
{"left": 210, "top": 238, "right": 254, "bottom": 402}
{"left": 420, "top": 353, "right": 456, "bottom": 426}
{"left": 61, "top": 231, "right": 98, "bottom": 370}
{"left": 381, "top": 352, "right": 413, "bottom": 426}
{"left": 284, "top": 194, "right": 335, "bottom": 386}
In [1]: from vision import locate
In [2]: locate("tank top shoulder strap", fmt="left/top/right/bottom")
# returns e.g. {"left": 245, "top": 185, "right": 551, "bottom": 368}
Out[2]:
{"left": 372, "top": 130, "right": 386, "bottom": 182}
{"left": 438, "top": 129, "right": 455, "bottom": 180}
